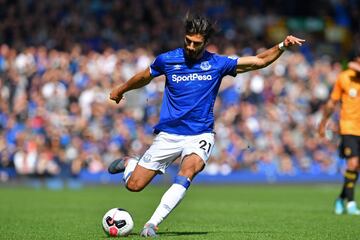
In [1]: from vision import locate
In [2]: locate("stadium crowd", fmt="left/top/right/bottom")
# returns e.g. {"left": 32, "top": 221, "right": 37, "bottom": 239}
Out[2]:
{"left": 0, "top": 0, "right": 359, "bottom": 181}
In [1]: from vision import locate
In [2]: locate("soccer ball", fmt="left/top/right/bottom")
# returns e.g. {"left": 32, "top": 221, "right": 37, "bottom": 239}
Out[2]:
{"left": 102, "top": 208, "right": 134, "bottom": 237}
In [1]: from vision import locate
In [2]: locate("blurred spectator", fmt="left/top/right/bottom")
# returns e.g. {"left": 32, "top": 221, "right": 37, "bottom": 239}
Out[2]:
{"left": 1, "top": 0, "right": 358, "bottom": 181}
{"left": 0, "top": 1, "right": 358, "bottom": 59}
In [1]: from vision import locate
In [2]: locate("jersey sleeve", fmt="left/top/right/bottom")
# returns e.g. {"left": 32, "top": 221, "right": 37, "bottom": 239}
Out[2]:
{"left": 330, "top": 74, "right": 343, "bottom": 101}
{"left": 150, "top": 54, "right": 165, "bottom": 77}
{"left": 220, "top": 56, "right": 238, "bottom": 77}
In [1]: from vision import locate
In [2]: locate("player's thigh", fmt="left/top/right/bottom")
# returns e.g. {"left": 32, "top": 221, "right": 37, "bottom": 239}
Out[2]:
{"left": 137, "top": 132, "right": 183, "bottom": 173}
{"left": 178, "top": 132, "right": 215, "bottom": 180}
{"left": 127, "top": 164, "right": 158, "bottom": 192}
{"left": 178, "top": 153, "right": 205, "bottom": 180}
{"left": 181, "top": 132, "right": 215, "bottom": 165}
{"left": 347, "top": 157, "right": 360, "bottom": 170}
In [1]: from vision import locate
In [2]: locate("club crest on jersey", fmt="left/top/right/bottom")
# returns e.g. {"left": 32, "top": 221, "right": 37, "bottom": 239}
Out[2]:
{"left": 142, "top": 153, "right": 152, "bottom": 163}
{"left": 349, "top": 88, "right": 357, "bottom": 97}
{"left": 344, "top": 147, "right": 352, "bottom": 156}
{"left": 174, "top": 64, "right": 181, "bottom": 70}
{"left": 200, "top": 61, "right": 211, "bottom": 71}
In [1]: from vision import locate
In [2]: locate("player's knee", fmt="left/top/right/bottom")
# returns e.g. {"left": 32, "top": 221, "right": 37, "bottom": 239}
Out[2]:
{"left": 347, "top": 157, "right": 359, "bottom": 170}
{"left": 349, "top": 164, "right": 358, "bottom": 171}
{"left": 178, "top": 166, "right": 203, "bottom": 179}
{"left": 178, "top": 169, "right": 194, "bottom": 179}
{"left": 126, "top": 179, "right": 145, "bottom": 192}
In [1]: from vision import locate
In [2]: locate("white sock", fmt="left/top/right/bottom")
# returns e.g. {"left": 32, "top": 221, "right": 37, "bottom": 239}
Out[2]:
{"left": 146, "top": 176, "right": 191, "bottom": 226}
{"left": 147, "top": 183, "right": 187, "bottom": 226}
{"left": 123, "top": 158, "right": 138, "bottom": 184}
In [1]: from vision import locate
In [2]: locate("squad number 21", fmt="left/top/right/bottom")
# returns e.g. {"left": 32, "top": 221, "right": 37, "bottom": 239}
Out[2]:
{"left": 199, "top": 140, "right": 212, "bottom": 154}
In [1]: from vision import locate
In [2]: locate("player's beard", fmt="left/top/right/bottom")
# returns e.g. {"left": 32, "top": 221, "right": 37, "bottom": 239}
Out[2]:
{"left": 184, "top": 46, "right": 205, "bottom": 61}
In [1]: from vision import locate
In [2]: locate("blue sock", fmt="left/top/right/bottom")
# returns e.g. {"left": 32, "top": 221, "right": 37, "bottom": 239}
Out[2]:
{"left": 174, "top": 175, "right": 191, "bottom": 189}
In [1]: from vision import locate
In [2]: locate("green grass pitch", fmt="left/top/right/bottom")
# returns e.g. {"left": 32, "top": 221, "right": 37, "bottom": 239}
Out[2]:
{"left": 1, "top": 184, "right": 360, "bottom": 239}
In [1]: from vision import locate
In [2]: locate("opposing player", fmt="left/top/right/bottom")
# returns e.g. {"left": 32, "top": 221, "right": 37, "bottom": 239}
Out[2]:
{"left": 318, "top": 56, "right": 360, "bottom": 215}
{"left": 109, "top": 15, "right": 305, "bottom": 236}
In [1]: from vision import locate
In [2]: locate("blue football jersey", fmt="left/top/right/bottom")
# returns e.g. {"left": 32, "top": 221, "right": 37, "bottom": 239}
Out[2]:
{"left": 150, "top": 48, "right": 238, "bottom": 135}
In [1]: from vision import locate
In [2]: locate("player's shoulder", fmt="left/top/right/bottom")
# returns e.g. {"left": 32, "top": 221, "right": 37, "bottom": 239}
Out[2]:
{"left": 209, "top": 51, "right": 238, "bottom": 62}
{"left": 338, "top": 69, "right": 356, "bottom": 82}
{"left": 158, "top": 48, "right": 184, "bottom": 60}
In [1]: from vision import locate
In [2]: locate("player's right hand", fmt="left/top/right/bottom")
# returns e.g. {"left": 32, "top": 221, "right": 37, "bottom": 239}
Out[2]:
{"left": 109, "top": 89, "right": 123, "bottom": 104}
{"left": 317, "top": 121, "right": 326, "bottom": 138}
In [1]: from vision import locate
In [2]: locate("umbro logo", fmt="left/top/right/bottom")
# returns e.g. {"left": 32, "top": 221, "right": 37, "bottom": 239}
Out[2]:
{"left": 174, "top": 64, "right": 181, "bottom": 70}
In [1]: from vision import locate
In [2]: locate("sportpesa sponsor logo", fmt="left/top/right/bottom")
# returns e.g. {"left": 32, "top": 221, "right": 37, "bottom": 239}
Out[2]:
{"left": 171, "top": 73, "right": 212, "bottom": 83}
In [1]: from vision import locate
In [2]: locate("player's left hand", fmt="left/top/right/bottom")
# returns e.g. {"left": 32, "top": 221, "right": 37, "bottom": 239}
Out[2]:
{"left": 283, "top": 35, "right": 306, "bottom": 48}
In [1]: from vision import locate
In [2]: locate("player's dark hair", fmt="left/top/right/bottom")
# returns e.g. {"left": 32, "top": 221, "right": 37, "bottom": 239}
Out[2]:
{"left": 184, "top": 14, "right": 215, "bottom": 42}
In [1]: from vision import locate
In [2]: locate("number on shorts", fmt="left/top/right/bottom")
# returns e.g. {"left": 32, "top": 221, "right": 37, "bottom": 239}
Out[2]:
{"left": 199, "top": 140, "right": 212, "bottom": 154}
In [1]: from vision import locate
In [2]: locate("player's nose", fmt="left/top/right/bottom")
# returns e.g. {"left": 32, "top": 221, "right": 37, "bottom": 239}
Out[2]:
{"left": 187, "top": 42, "right": 195, "bottom": 50}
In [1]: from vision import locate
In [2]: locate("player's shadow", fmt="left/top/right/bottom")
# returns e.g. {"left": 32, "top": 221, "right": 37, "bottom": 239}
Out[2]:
{"left": 158, "top": 231, "right": 208, "bottom": 236}
{"left": 122, "top": 231, "right": 208, "bottom": 238}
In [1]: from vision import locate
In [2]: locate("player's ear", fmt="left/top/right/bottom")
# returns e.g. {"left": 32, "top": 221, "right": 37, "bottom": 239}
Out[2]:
{"left": 203, "top": 38, "right": 209, "bottom": 46}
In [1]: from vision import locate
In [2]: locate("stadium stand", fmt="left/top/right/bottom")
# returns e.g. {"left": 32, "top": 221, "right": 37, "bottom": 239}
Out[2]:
{"left": 0, "top": 0, "right": 359, "bottom": 185}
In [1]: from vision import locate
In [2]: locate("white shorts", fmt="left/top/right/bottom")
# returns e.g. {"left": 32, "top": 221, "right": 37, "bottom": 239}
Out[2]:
{"left": 138, "top": 131, "right": 215, "bottom": 173}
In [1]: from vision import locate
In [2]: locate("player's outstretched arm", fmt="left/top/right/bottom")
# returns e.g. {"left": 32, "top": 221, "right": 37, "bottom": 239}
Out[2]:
{"left": 110, "top": 67, "right": 153, "bottom": 104}
{"left": 236, "top": 35, "right": 305, "bottom": 73}
{"left": 318, "top": 98, "right": 338, "bottom": 138}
